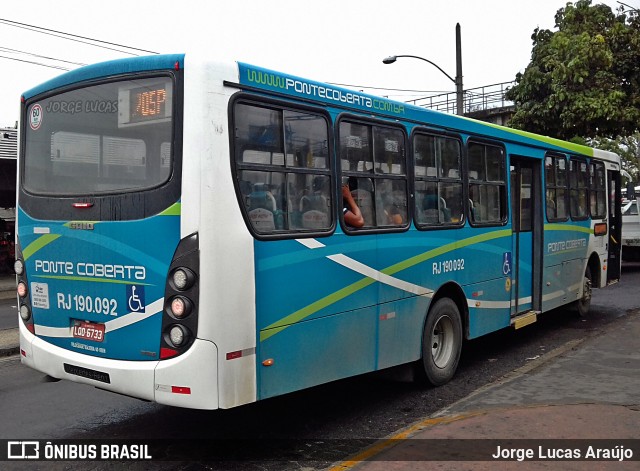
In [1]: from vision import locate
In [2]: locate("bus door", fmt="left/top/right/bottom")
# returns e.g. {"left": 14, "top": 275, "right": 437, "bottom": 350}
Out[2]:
{"left": 607, "top": 169, "right": 622, "bottom": 283}
{"left": 510, "top": 156, "right": 542, "bottom": 315}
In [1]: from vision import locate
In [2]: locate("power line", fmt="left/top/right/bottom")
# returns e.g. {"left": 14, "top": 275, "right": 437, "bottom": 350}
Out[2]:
{"left": 328, "top": 82, "right": 449, "bottom": 94}
{"left": 0, "top": 46, "right": 86, "bottom": 67}
{"left": 0, "top": 18, "right": 159, "bottom": 56}
{"left": 0, "top": 54, "right": 69, "bottom": 71}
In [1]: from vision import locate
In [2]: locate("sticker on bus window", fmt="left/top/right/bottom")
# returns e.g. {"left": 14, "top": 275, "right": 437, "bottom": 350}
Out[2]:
{"left": 29, "top": 104, "right": 43, "bottom": 131}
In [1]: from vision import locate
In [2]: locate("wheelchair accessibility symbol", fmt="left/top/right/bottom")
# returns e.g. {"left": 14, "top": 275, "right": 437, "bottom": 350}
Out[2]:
{"left": 126, "top": 285, "right": 145, "bottom": 313}
{"left": 503, "top": 252, "right": 512, "bottom": 276}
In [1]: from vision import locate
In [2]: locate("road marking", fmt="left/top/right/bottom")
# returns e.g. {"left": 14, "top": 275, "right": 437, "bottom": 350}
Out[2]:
{"left": 328, "top": 411, "right": 485, "bottom": 470}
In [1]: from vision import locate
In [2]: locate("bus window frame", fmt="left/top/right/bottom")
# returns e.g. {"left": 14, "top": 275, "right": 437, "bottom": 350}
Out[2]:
{"left": 229, "top": 93, "right": 336, "bottom": 241}
{"left": 336, "top": 114, "right": 410, "bottom": 235}
{"left": 545, "top": 152, "right": 570, "bottom": 223}
{"left": 466, "top": 138, "right": 508, "bottom": 228}
{"left": 569, "top": 156, "right": 590, "bottom": 221}
{"left": 589, "top": 159, "right": 607, "bottom": 220}
{"left": 411, "top": 128, "right": 465, "bottom": 231}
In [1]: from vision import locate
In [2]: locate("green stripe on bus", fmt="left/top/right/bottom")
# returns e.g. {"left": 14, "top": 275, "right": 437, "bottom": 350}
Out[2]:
{"left": 475, "top": 120, "right": 595, "bottom": 157}
{"left": 22, "top": 234, "right": 61, "bottom": 260}
{"left": 545, "top": 223, "right": 593, "bottom": 235}
{"left": 260, "top": 229, "right": 512, "bottom": 342}
{"left": 259, "top": 277, "right": 375, "bottom": 342}
{"left": 159, "top": 203, "right": 181, "bottom": 216}
{"left": 383, "top": 229, "right": 512, "bottom": 276}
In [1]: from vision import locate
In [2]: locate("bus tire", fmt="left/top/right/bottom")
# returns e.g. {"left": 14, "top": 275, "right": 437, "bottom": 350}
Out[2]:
{"left": 574, "top": 265, "right": 592, "bottom": 317}
{"left": 418, "top": 298, "right": 462, "bottom": 386}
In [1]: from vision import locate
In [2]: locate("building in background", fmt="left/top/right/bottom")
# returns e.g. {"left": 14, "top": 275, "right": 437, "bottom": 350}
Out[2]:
{"left": 0, "top": 126, "right": 16, "bottom": 273}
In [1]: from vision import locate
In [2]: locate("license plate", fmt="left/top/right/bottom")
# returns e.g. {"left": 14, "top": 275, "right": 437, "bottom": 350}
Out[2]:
{"left": 72, "top": 320, "right": 105, "bottom": 343}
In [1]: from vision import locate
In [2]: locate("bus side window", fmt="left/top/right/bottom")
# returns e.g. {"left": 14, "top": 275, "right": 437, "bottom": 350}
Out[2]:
{"left": 467, "top": 142, "right": 506, "bottom": 225}
{"left": 375, "top": 178, "right": 407, "bottom": 226}
{"left": 339, "top": 120, "right": 408, "bottom": 230}
{"left": 545, "top": 153, "right": 569, "bottom": 222}
{"left": 233, "top": 101, "right": 333, "bottom": 236}
{"left": 569, "top": 159, "right": 589, "bottom": 220}
{"left": 413, "top": 132, "right": 463, "bottom": 228}
{"left": 590, "top": 161, "right": 606, "bottom": 219}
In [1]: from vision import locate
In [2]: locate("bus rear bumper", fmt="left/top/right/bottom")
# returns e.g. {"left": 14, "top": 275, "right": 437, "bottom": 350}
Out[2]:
{"left": 19, "top": 322, "right": 219, "bottom": 410}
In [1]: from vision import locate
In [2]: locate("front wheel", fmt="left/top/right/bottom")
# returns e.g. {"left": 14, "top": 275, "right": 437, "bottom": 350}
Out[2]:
{"left": 575, "top": 265, "right": 592, "bottom": 317}
{"left": 418, "top": 298, "right": 463, "bottom": 386}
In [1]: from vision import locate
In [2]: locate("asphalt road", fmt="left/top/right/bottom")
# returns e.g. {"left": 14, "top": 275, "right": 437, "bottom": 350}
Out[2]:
{"left": 0, "top": 296, "right": 17, "bottom": 331}
{"left": 1, "top": 262, "right": 639, "bottom": 470}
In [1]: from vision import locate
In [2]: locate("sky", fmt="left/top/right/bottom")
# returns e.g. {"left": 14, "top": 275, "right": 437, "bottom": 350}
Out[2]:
{"left": 0, "top": 0, "right": 635, "bottom": 127}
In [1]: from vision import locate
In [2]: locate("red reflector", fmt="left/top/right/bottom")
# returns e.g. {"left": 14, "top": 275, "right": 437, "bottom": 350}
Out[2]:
{"left": 160, "top": 347, "right": 179, "bottom": 359}
{"left": 171, "top": 386, "right": 191, "bottom": 395}
{"left": 174, "top": 61, "right": 180, "bottom": 70}
{"left": 72, "top": 202, "right": 94, "bottom": 208}
{"left": 226, "top": 351, "right": 242, "bottom": 360}
{"left": 21, "top": 349, "right": 26, "bottom": 357}
{"left": 26, "top": 324, "right": 35, "bottom": 334}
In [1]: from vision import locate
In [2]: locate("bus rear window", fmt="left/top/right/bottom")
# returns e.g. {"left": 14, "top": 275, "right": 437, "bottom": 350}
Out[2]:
{"left": 23, "top": 77, "right": 173, "bottom": 195}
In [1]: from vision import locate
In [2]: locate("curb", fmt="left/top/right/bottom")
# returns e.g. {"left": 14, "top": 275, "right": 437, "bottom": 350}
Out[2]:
{"left": 0, "top": 345, "right": 19, "bottom": 357}
{"left": 0, "top": 290, "right": 16, "bottom": 301}
{"left": 0, "top": 327, "right": 19, "bottom": 357}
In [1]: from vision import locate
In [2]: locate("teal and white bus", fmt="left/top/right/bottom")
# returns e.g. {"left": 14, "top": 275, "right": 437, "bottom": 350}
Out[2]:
{"left": 16, "top": 54, "right": 622, "bottom": 410}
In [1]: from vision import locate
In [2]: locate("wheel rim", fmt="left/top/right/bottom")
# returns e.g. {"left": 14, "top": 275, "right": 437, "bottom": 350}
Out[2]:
{"left": 431, "top": 315, "right": 455, "bottom": 369}
{"left": 581, "top": 275, "right": 592, "bottom": 307}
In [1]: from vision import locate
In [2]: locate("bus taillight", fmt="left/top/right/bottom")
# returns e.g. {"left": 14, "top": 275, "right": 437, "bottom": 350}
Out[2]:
{"left": 17, "top": 282, "right": 28, "bottom": 298}
{"left": 19, "top": 304, "right": 31, "bottom": 322}
{"left": 171, "top": 267, "right": 196, "bottom": 291}
{"left": 160, "top": 233, "right": 199, "bottom": 359}
{"left": 14, "top": 259, "right": 24, "bottom": 275}
{"left": 15, "top": 242, "right": 35, "bottom": 334}
{"left": 170, "top": 296, "right": 192, "bottom": 318}
{"left": 168, "top": 325, "right": 189, "bottom": 347}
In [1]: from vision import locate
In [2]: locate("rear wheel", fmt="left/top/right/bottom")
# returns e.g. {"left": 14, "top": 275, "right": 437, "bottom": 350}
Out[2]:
{"left": 418, "top": 298, "right": 462, "bottom": 386}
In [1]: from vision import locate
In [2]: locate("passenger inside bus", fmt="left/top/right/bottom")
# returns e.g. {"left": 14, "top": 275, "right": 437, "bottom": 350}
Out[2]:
{"left": 342, "top": 178, "right": 364, "bottom": 228}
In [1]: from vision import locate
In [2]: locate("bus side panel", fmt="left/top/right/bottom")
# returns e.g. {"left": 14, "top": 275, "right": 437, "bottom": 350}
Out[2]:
{"left": 255, "top": 234, "right": 379, "bottom": 399}
{"left": 258, "top": 306, "right": 377, "bottom": 399}
{"left": 542, "top": 225, "right": 590, "bottom": 311}
{"left": 464, "top": 279, "right": 512, "bottom": 339}
{"left": 376, "top": 295, "right": 428, "bottom": 370}
{"left": 254, "top": 236, "right": 379, "bottom": 329}
{"left": 255, "top": 226, "right": 515, "bottom": 397}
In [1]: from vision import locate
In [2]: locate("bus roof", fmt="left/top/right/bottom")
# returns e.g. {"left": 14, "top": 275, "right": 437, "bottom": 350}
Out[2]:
{"left": 21, "top": 54, "right": 185, "bottom": 101}
{"left": 21, "top": 53, "right": 620, "bottom": 165}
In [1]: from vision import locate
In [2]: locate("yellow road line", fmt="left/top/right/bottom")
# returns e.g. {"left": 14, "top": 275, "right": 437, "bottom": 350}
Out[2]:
{"left": 328, "top": 411, "right": 485, "bottom": 470}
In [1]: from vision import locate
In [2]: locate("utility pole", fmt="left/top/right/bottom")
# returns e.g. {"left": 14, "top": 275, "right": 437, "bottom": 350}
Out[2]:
{"left": 455, "top": 23, "right": 464, "bottom": 116}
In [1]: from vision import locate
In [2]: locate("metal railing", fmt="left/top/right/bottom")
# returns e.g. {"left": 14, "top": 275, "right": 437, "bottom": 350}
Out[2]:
{"left": 408, "top": 81, "right": 516, "bottom": 115}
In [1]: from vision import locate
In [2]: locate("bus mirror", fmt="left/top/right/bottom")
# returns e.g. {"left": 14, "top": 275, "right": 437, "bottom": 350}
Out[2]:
{"left": 627, "top": 181, "right": 636, "bottom": 200}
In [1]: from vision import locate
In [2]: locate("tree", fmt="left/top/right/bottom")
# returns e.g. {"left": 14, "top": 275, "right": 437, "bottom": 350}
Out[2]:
{"left": 506, "top": 0, "right": 640, "bottom": 141}
{"left": 589, "top": 134, "right": 640, "bottom": 179}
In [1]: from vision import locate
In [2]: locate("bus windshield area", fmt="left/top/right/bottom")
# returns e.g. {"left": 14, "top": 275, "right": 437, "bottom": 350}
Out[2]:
{"left": 23, "top": 76, "right": 174, "bottom": 196}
